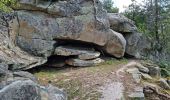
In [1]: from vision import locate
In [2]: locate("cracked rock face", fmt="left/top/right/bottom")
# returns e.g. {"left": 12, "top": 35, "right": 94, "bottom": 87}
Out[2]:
{"left": 0, "top": 0, "right": 129, "bottom": 70}
{"left": 0, "top": 63, "right": 67, "bottom": 100}
{"left": 0, "top": 0, "right": 148, "bottom": 70}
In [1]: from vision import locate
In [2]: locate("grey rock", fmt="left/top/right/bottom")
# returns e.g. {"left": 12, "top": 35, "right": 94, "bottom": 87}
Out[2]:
{"left": 13, "top": 71, "right": 37, "bottom": 82}
{"left": 124, "top": 32, "right": 142, "bottom": 57}
{"left": 158, "top": 78, "right": 170, "bottom": 90}
{"left": 103, "top": 29, "right": 126, "bottom": 58}
{"left": 54, "top": 46, "right": 100, "bottom": 60}
{"left": 136, "top": 64, "right": 149, "bottom": 73}
{"left": 16, "top": 36, "right": 56, "bottom": 57}
{"left": 66, "top": 58, "right": 104, "bottom": 67}
{"left": 0, "top": 65, "right": 67, "bottom": 100}
{"left": 44, "top": 84, "right": 67, "bottom": 100}
{"left": 126, "top": 68, "right": 140, "bottom": 74}
{"left": 145, "top": 64, "right": 161, "bottom": 78}
{"left": 0, "top": 80, "right": 41, "bottom": 100}
{"left": 126, "top": 61, "right": 149, "bottom": 73}
{"left": 143, "top": 82, "right": 159, "bottom": 93}
{"left": 141, "top": 73, "right": 153, "bottom": 80}
{"left": 143, "top": 82, "right": 170, "bottom": 100}
{"left": 15, "top": 9, "right": 125, "bottom": 58}
{"left": 108, "top": 13, "right": 137, "bottom": 33}
{"left": 0, "top": 80, "right": 67, "bottom": 100}
{"left": 167, "top": 80, "right": 170, "bottom": 86}
{"left": 0, "top": 63, "right": 8, "bottom": 76}
{"left": 1, "top": 0, "right": 128, "bottom": 70}
{"left": 0, "top": 12, "right": 47, "bottom": 70}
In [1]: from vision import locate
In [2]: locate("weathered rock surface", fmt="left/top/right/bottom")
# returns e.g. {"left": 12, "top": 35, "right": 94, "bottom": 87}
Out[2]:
{"left": 108, "top": 13, "right": 137, "bottom": 33}
{"left": 0, "top": 12, "right": 47, "bottom": 70}
{"left": 0, "top": 0, "right": 130, "bottom": 70}
{"left": 126, "top": 61, "right": 149, "bottom": 73}
{"left": 144, "top": 82, "right": 170, "bottom": 100}
{"left": 124, "top": 32, "right": 142, "bottom": 57}
{"left": 108, "top": 13, "right": 152, "bottom": 58}
{"left": 54, "top": 46, "right": 100, "bottom": 60}
{"left": 158, "top": 78, "right": 170, "bottom": 90}
{"left": 143, "top": 63, "right": 161, "bottom": 78}
{"left": 66, "top": 58, "right": 104, "bottom": 67}
{"left": 0, "top": 63, "right": 67, "bottom": 100}
{"left": 141, "top": 73, "right": 153, "bottom": 80}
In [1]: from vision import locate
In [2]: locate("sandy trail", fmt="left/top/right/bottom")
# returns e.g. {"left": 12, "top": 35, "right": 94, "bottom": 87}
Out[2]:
{"left": 99, "top": 61, "right": 136, "bottom": 100}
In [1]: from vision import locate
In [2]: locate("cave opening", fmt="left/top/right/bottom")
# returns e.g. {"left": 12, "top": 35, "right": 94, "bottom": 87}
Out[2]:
{"left": 27, "top": 38, "right": 127, "bottom": 74}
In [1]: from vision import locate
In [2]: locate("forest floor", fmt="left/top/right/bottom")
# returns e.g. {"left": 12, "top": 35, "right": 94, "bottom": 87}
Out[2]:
{"left": 32, "top": 58, "right": 142, "bottom": 100}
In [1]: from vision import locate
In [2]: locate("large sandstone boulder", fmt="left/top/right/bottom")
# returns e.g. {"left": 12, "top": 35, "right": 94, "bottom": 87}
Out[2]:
{"left": 108, "top": 13, "right": 137, "bottom": 33}
{"left": 0, "top": 0, "right": 127, "bottom": 70}
{"left": 108, "top": 13, "right": 151, "bottom": 58}
{"left": 0, "top": 12, "right": 47, "bottom": 70}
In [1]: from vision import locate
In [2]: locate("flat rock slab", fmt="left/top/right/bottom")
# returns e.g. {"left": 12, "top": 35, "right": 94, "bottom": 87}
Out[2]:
{"left": 54, "top": 46, "right": 100, "bottom": 60}
{"left": 66, "top": 58, "right": 104, "bottom": 67}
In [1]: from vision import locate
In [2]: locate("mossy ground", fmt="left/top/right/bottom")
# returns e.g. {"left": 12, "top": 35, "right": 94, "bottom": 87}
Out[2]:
{"left": 32, "top": 58, "right": 128, "bottom": 100}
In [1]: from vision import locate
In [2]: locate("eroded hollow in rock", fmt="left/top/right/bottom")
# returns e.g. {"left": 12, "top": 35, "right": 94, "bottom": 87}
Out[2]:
{"left": 55, "top": 39, "right": 110, "bottom": 56}
{"left": 55, "top": 39, "right": 100, "bottom": 49}
{"left": 27, "top": 55, "right": 71, "bottom": 73}
{"left": 29, "top": 39, "right": 108, "bottom": 71}
{"left": 44, "top": 55, "right": 77, "bottom": 67}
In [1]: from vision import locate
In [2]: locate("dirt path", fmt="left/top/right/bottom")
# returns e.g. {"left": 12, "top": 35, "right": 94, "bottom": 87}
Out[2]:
{"left": 33, "top": 59, "right": 138, "bottom": 100}
{"left": 99, "top": 60, "right": 136, "bottom": 100}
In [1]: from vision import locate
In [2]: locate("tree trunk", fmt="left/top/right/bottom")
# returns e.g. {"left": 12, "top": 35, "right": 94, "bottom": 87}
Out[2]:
{"left": 155, "top": 0, "right": 160, "bottom": 44}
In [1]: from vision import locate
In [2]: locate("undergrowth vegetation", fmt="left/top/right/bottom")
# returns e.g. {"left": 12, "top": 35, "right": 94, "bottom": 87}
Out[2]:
{"left": 157, "top": 61, "right": 170, "bottom": 78}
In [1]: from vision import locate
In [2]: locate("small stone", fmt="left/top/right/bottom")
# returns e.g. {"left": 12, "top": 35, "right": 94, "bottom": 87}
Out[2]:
{"left": 143, "top": 63, "right": 161, "bottom": 78}
{"left": 136, "top": 63, "right": 149, "bottom": 73}
{"left": 126, "top": 68, "right": 140, "bottom": 74}
{"left": 141, "top": 73, "right": 152, "bottom": 80}
{"left": 158, "top": 78, "right": 170, "bottom": 90}
{"left": 13, "top": 71, "right": 37, "bottom": 82}
{"left": 125, "top": 61, "right": 149, "bottom": 73}
{"left": 143, "top": 82, "right": 159, "bottom": 92}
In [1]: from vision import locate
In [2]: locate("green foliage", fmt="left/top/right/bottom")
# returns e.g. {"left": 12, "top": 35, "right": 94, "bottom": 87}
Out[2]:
{"left": 102, "top": 0, "right": 119, "bottom": 13}
{"left": 158, "top": 61, "right": 170, "bottom": 77}
{"left": 124, "top": 0, "right": 170, "bottom": 55}
{"left": 0, "top": 0, "right": 16, "bottom": 12}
